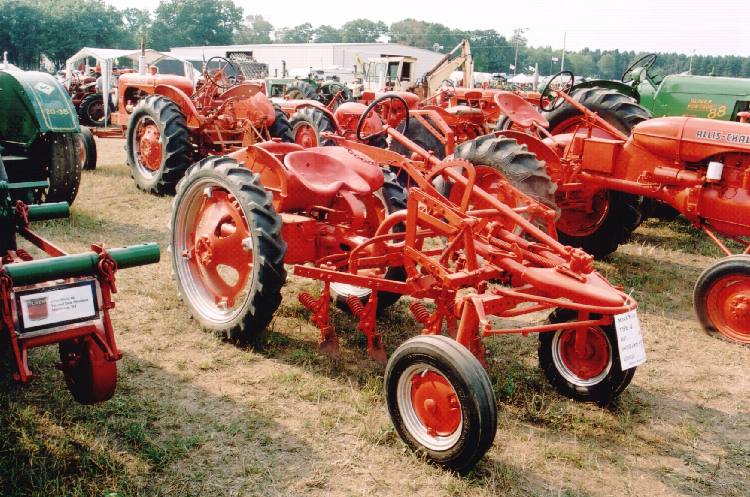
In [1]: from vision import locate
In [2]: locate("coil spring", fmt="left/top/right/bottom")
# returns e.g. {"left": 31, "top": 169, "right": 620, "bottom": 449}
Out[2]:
{"left": 410, "top": 302, "right": 431, "bottom": 324}
{"left": 299, "top": 292, "right": 317, "bottom": 310}
{"left": 346, "top": 295, "right": 365, "bottom": 317}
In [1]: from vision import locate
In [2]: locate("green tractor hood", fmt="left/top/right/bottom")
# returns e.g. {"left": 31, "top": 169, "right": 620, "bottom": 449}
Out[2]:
{"left": 658, "top": 74, "right": 750, "bottom": 97}
{"left": 0, "top": 70, "right": 78, "bottom": 146}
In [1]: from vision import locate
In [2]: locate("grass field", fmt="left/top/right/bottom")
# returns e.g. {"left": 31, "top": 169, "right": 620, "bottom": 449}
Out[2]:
{"left": 1, "top": 137, "right": 749, "bottom": 497}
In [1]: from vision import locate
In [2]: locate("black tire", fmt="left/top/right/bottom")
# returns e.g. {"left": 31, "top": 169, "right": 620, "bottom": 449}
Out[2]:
{"left": 289, "top": 107, "right": 336, "bottom": 147}
{"left": 77, "top": 93, "right": 111, "bottom": 127}
{"left": 454, "top": 134, "right": 557, "bottom": 210}
{"left": 78, "top": 126, "right": 97, "bottom": 171}
{"left": 330, "top": 169, "right": 407, "bottom": 313}
{"left": 43, "top": 133, "right": 82, "bottom": 205}
{"left": 389, "top": 119, "right": 446, "bottom": 160}
{"left": 170, "top": 156, "right": 287, "bottom": 346}
{"left": 693, "top": 255, "right": 750, "bottom": 344}
{"left": 284, "top": 80, "right": 317, "bottom": 100}
{"left": 268, "top": 107, "right": 294, "bottom": 143}
{"left": 317, "top": 82, "right": 351, "bottom": 107}
{"left": 126, "top": 95, "right": 192, "bottom": 194}
{"left": 544, "top": 88, "right": 651, "bottom": 257}
{"left": 385, "top": 335, "right": 497, "bottom": 473}
{"left": 538, "top": 308, "right": 635, "bottom": 404}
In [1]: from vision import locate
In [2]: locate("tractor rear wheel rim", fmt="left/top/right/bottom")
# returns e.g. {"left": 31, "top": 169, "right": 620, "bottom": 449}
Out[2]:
{"left": 134, "top": 117, "right": 163, "bottom": 173}
{"left": 552, "top": 327, "right": 612, "bottom": 386}
{"left": 397, "top": 363, "right": 463, "bottom": 451}
{"left": 174, "top": 178, "right": 254, "bottom": 323}
{"left": 293, "top": 122, "right": 319, "bottom": 147}
{"left": 705, "top": 274, "right": 750, "bottom": 343}
{"left": 557, "top": 190, "right": 610, "bottom": 237}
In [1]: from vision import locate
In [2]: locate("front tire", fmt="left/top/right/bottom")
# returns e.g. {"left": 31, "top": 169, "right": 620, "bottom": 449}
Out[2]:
{"left": 538, "top": 309, "right": 635, "bottom": 404}
{"left": 289, "top": 107, "right": 336, "bottom": 147}
{"left": 43, "top": 133, "right": 82, "bottom": 205}
{"left": 59, "top": 336, "right": 117, "bottom": 405}
{"left": 385, "top": 335, "right": 497, "bottom": 473}
{"left": 78, "top": 126, "right": 97, "bottom": 171}
{"left": 170, "top": 156, "right": 287, "bottom": 346}
{"left": 126, "top": 95, "right": 192, "bottom": 194}
{"left": 694, "top": 255, "right": 750, "bottom": 344}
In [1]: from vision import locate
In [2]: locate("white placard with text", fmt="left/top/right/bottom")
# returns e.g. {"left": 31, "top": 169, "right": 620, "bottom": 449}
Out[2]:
{"left": 18, "top": 283, "right": 97, "bottom": 330}
{"left": 614, "top": 310, "right": 646, "bottom": 370}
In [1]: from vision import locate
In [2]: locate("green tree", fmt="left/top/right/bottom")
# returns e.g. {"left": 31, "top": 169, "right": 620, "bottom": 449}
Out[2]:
{"left": 597, "top": 53, "right": 617, "bottom": 79}
{"left": 340, "top": 19, "right": 387, "bottom": 43}
{"left": 276, "top": 23, "right": 313, "bottom": 43}
{"left": 313, "top": 25, "right": 342, "bottom": 43}
{"left": 236, "top": 14, "right": 273, "bottom": 44}
{"left": 149, "top": 0, "right": 243, "bottom": 50}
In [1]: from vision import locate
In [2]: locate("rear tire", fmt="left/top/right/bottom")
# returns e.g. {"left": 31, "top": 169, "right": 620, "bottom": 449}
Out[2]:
{"left": 289, "top": 107, "right": 336, "bottom": 147}
{"left": 43, "top": 133, "right": 82, "bottom": 205}
{"left": 170, "top": 156, "right": 287, "bottom": 346}
{"left": 78, "top": 126, "right": 97, "bottom": 171}
{"left": 544, "top": 88, "right": 651, "bottom": 257}
{"left": 77, "top": 93, "right": 110, "bottom": 127}
{"left": 126, "top": 95, "right": 192, "bottom": 194}
{"left": 454, "top": 134, "right": 557, "bottom": 210}
{"left": 389, "top": 119, "right": 447, "bottom": 160}
{"left": 538, "top": 308, "right": 635, "bottom": 404}
{"left": 269, "top": 107, "right": 294, "bottom": 143}
{"left": 385, "top": 335, "right": 497, "bottom": 473}
{"left": 284, "top": 80, "right": 317, "bottom": 100}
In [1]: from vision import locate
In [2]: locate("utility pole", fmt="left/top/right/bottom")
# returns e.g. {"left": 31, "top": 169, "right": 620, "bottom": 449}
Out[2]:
{"left": 561, "top": 32, "right": 567, "bottom": 71}
{"left": 513, "top": 27, "right": 527, "bottom": 77}
{"left": 689, "top": 49, "right": 696, "bottom": 74}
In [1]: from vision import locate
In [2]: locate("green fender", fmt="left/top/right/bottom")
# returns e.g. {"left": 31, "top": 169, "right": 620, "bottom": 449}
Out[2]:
{"left": 569, "top": 79, "right": 640, "bottom": 100}
{"left": 0, "top": 70, "right": 79, "bottom": 146}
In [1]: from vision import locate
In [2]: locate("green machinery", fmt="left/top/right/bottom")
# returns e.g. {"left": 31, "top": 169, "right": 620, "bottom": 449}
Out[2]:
{"left": 0, "top": 152, "right": 160, "bottom": 404}
{"left": 0, "top": 69, "right": 83, "bottom": 205}
{"left": 577, "top": 54, "right": 750, "bottom": 121}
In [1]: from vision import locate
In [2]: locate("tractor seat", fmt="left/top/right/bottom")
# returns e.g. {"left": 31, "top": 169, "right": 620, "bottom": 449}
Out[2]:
{"left": 446, "top": 105, "right": 484, "bottom": 117}
{"left": 283, "top": 148, "right": 383, "bottom": 209}
{"left": 494, "top": 92, "right": 549, "bottom": 129}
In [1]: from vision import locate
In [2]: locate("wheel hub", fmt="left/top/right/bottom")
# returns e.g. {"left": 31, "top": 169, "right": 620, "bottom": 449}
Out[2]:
{"left": 558, "top": 328, "right": 610, "bottom": 381}
{"left": 186, "top": 188, "right": 253, "bottom": 307}
{"left": 294, "top": 123, "right": 318, "bottom": 148}
{"left": 730, "top": 295, "right": 750, "bottom": 321}
{"left": 137, "top": 123, "right": 163, "bottom": 172}
{"left": 410, "top": 371, "right": 461, "bottom": 437}
{"left": 706, "top": 274, "right": 750, "bottom": 341}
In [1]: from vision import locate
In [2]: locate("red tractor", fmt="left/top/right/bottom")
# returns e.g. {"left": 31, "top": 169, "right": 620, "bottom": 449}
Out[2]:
{"left": 169, "top": 101, "right": 644, "bottom": 471}
{"left": 93, "top": 57, "right": 293, "bottom": 194}
{"left": 489, "top": 71, "right": 750, "bottom": 344}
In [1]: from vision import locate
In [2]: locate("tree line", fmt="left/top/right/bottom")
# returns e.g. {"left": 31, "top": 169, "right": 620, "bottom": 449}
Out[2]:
{"left": 2, "top": 0, "right": 749, "bottom": 80}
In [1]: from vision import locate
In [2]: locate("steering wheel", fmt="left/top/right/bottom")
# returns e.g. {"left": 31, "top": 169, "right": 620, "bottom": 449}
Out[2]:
{"left": 621, "top": 53, "right": 657, "bottom": 83}
{"left": 204, "top": 56, "right": 241, "bottom": 89}
{"left": 356, "top": 94, "right": 410, "bottom": 142}
{"left": 539, "top": 71, "right": 575, "bottom": 112}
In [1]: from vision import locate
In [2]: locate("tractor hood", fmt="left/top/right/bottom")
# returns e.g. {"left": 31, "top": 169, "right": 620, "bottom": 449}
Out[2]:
{"left": 659, "top": 74, "right": 750, "bottom": 97}
{"left": 632, "top": 116, "right": 750, "bottom": 162}
{"left": 0, "top": 70, "right": 78, "bottom": 146}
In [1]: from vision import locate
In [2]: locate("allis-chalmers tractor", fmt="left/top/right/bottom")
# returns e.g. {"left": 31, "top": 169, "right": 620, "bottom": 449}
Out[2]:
{"left": 0, "top": 155, "right": 160, "bottom": 403}
{"left": 93, "top": 57, "right": 293, "bottom": 194}
{"left": 169, "top": 94, "right": 644, "bottom": 471}
{"left": 489, "top": 71, "right": 750, "bottom": 345}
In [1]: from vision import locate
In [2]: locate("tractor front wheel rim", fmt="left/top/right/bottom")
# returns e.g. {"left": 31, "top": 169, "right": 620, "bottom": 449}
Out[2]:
{"left": 552, "top": 327, "right": 612, "bottom": 386}
{"left": 705, "top": 274, "right": 750, "bottom": 343}
{"left": 174, "top": 178, "right": 255, "bottom": 323}
{"left": 557, "top": 190, "right": 610, "bottom": 237}
{"left": 397, "top": 363, "right": 462, "bottom": 451}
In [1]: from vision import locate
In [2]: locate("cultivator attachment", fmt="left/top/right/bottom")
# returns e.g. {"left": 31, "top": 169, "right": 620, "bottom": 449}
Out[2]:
{"left": 0, "top": 170, "right": 159, "bottom": 404}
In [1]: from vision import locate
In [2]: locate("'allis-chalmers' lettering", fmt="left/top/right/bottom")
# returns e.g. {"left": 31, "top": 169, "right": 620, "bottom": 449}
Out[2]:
{"left": 696, "top": 129, "right": 750, "bottom": 144}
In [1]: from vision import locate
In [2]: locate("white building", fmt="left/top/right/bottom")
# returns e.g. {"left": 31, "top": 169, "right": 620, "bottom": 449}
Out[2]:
{"left": 167, "top": 43, "right": 444, "bottom": 83}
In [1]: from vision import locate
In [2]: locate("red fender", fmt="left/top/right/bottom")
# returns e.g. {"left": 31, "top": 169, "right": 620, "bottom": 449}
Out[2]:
{"left": 154, "top": 84, "right": 201, "bottom": 127}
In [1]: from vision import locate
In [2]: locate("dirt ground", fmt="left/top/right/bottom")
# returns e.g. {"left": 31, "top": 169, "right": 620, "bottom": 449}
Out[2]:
{"left": 0, "top": 136, "right": 749, "bottom": 497}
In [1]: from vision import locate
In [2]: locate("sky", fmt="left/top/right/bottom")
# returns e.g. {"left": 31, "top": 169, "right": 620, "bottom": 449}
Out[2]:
{"left": 104, "top": 0, "right": 750, "bottom": 57}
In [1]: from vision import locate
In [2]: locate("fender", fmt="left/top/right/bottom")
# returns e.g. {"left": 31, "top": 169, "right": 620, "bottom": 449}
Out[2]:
{"left": 571, "top": 80, "right": 639, "bottom": 101}
{"left": 154, "top": 84, "right": 201, "bottom": 127}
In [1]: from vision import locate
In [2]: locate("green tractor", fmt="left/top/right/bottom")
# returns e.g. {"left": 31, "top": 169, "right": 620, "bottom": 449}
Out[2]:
{"left": 575, "top": 53, "right": 750, "bottom": 121}
{"left": 0, "top": 69, "right": 86, "bottom": 205}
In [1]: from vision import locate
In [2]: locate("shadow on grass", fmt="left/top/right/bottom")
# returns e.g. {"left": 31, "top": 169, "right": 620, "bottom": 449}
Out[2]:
{"left": 0, "top": 349, "right": 315, "bottom": 497}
